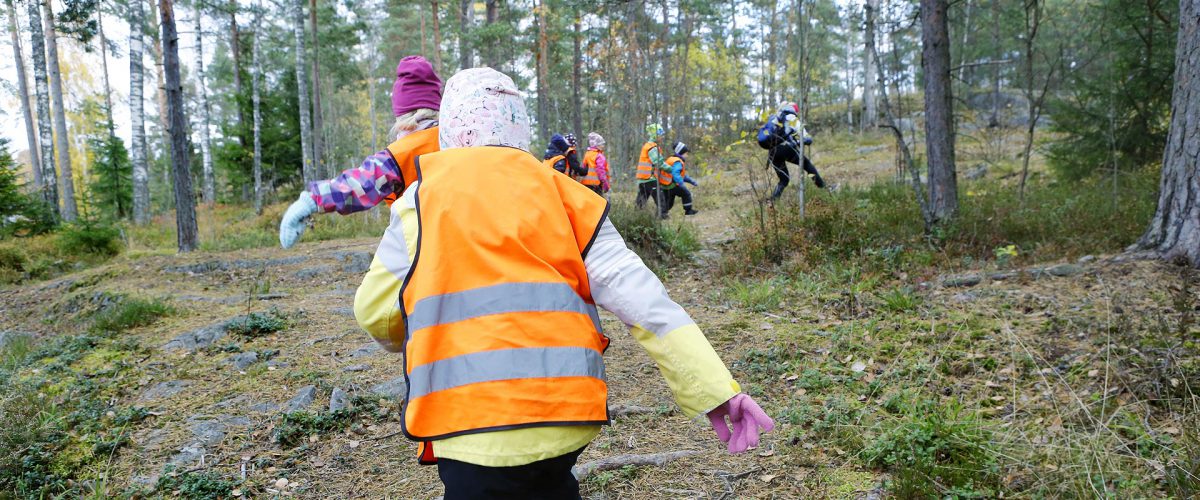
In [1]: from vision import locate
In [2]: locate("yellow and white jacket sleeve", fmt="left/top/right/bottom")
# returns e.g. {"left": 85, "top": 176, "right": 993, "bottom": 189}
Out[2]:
{"left": 353, "top": 184, "right": 421, "bottom": 353}
{"left": 584, "top": 220, "right": 739, "bottom": 418}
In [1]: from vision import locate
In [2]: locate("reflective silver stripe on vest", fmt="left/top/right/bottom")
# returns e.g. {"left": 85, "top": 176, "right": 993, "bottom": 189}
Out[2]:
{"left": 407, "top": 282, "right": 602, "bottom": 335}
{"left": 407, "top": 346, "right": 606, "bottom": 399}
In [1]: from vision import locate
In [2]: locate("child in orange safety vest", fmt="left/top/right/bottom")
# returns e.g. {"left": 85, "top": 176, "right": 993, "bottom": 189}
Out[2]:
{"left": 659, "top": 141, "right": 698, "bottom": 218}
{"left": 279, "top": 56, "right": 442, "bottom": 248}
{"left": 351, "top": 67, "right": 774, "bottom": 499}
{"left": 580, "top": 132, "right": 610, "bottom": 196}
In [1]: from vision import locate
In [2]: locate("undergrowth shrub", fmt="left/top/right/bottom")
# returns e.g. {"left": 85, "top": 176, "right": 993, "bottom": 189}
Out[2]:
{"left": 862, "top": 400, "right": 999, "bottom": 498}
{"left": 56, "top": 223, "right": 123, "bottom": 257}
{"left": 226, "top": 310, "right": 288, "bottom": 338}
{"left": 725, "top": 173, "right": 1158, "bottom": 276}
{"left": 154, "top": 467, "right": 241, "bottom": 500}
{"left": 607, "top": 201, "right": 699, "bottom": 266}
{"left": 90, "top": 297, "right": 175, "bottom": 334}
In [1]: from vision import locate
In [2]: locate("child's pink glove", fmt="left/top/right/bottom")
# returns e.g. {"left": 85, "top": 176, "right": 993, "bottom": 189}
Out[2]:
{"left": 707, "top": 394, "right": 775, "bottom": 454}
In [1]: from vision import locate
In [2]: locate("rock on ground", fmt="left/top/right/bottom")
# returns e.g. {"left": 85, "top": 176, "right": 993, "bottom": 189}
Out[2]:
{"left": 226, "top": 351, "right": 259, "bottom": 371}
{"left": 371, "top": 377, "right": 408, "bottom": 399}
{"left": 941, "top": 275, "right": 982, "bottom": 288}
{"left": 140, "top": 380, "right": 192, "bottom": 401}
{"left": 329, "top": 387, "right": 350, "bottom": 412}
{"left": 285, "top": 385, "right": 318, "bottom": 413}
{"left": 163, "top": 321, "right": 229, "bottom": 351}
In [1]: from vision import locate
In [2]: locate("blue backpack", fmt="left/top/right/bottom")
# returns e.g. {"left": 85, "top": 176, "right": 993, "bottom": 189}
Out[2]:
{"left": 756, "top": 120, "right": 784, "bottom": 150}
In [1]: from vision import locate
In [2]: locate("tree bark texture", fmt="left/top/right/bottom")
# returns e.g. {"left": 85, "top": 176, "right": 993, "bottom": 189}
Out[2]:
{"left": 6, "top": 0, "right": 41, "bottom": 186}
{"left": 458, "top": 0, "right": 471, "bottom": 69}
{"left": 535, "top": 0, "right": 548, "bottom": 140}
{"left": 572, "top": 11, "right": 582, "bottom": 141}
{"left": 430, "top": 1, "right": 442, "bottom": 73}
{"left": 252, "top": 11, "right": 263, "bottom": 215}
{"left": 309, "top": 0, "right": 324, "bottom": 178}
{"left": 98, "top": 11, "right": 114, "bottom": 133}
{"left": 921, "top": 0, "right": 958, "bottom": 223}
{"left": 194, "top": 10, "right": 215, "bottom": 205}
{"left": 26, "top": 0, "right": 57, "bottom": 217}
{"left": 862, "top": 0, "right": 878, "bottom": 129}
{"left": 43, "top": 0, "right": 77, "bottom": 221}
{"left": 148, "top": 0, "right": 171, "bottom": 158}
{"left": 293, "top": 0, "right": 315, "bottom": 182}
{"left": 1137, "top": 0, "right": 1200, "bottom": 266}
{"left": 160, "top": 0, "right": 198, "bottom": 251}
{"left": 130, "top": 0, "right": 150, "bottom": 223}
{"left": 484, "top": 0, "right": 497, "bottom": 68}
{"left": 230, "top": 0, "right": 245, "bottom": 149}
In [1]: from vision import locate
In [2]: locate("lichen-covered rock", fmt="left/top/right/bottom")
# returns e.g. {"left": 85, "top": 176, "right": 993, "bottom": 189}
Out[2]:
{"left": 941, "top": 275, "right": 982, "bottom": 288}
{"left": 371, "top": 377, "right": 407, "bottom": 399}
{"left": 163, "top": 321, "right": 229, "bottom": 351}
{"left": 140, "top": 380, "right": 191, "bottom": 400}
{"left": 329, "top": 387, "right": 351, "bottom": 412}
{"left": 284, "top": 385, "right": 317, "bottom": 412}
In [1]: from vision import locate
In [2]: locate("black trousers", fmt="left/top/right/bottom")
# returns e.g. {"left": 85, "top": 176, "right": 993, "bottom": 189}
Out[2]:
{"left": 661, "top": 185, "right": 694, "bottom": 216}
{"left": 768, "top": 145, "right": 822, "bottom": 200}
{"left": 635, "top": 181, "right": 660, "bottom": 209}
{"left": 437, "top": 446, "right": 586, "bottom": 500}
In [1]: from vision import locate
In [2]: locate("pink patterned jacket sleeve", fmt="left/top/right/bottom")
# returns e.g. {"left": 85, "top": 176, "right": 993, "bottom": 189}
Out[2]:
{"left": 306, "top": 151, "right": 402, "bottom": 215}
{"left": 596, "top": 152, "right": 610, "bottom": 192}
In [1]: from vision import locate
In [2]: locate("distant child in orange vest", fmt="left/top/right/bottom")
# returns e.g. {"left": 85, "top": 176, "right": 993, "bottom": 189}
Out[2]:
{"left": 659, "top": 141, "right": 698, "bottom": 218}
{"left": 279, "top": 56, "right": 442, "bottom": 248}
{"left": 634, "top": 124, "right": 667, "bottom": 210}
{"left": 542, "top": 133, "right": 587, "bottom": 179}
{"left": 353, "top": 68, "right": 773, "bottom": 499}
{"left": 580, "top": 132, "right": 610, "bottom": 196}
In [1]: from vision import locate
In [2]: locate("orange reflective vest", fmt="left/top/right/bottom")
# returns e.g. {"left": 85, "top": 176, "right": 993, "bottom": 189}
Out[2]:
{"left": 636, "top": 142, "right": 659, "bottom": 181}
{"left": 383, "top": 127, "right": 441, "bottom": 206}
{"left": 544, "top": 153, "right": 567, "bottom": 173}
{"left": 401, "top": 146, "right": 611, "bottom": 458}
{"left": 581, "top": 150, "right": 602, "bottom": 187}
{"left": 659, "top": 156, "right": 685, "bottom": 186}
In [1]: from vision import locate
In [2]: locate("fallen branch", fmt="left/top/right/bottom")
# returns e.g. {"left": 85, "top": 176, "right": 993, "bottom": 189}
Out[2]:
{"left": 572, "top": 450, "right": 701, "bottom": 481}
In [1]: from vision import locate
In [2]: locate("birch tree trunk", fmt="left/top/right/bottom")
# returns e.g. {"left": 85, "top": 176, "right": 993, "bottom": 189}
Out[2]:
{"left": 43, "top": 0, "right": 77, "bottom": 221}
{"left": 308, "top": 0, "right": 324, "bottom": 178}
{"left": 252, "top": 10, "right": 263, "bottom": 215}
{"left": 26, "top": 0, "right": 57, "bottom": 217}
{"left": 6, "top": 0, "right": 41, "bottom": 187}
{"left": 862, "top": 0, "right": 879, "bottom": 129}
{"left": 921, "top": 0, "right": 958, "bottom": 223}
{"left": 160, "top": 0, "right": 198, "bottom": 251}
{"left": 484, "top": 0, "right": 497, "bottom": 68}
{"left": 229, "top": 0, "right": 244, "bottom": 148}
{"left": 148, "top": 0, "right": 171, "bottom": 160}
{"left": 293, "top": 0, "right": 314, "bottom": 182}
{"left": 130, "top": 0, "right": 150, "bottom": 223}
{"left": 1136, "top": 0, "right": 1200, "bottom": 266}
{"left": 194, "top": 10, "right": 214, "bottom": 205}
{"left": 98, "top": 10, "right": 114, "bottom": 133}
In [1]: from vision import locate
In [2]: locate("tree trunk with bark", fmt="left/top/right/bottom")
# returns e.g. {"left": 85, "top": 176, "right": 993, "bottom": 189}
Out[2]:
{"left": 535, "top": 0, "right": 548, "bottom": 140}
{"left": 1136, "top": 0, "right": 1200, "bottom": 266}
{"left": 572, "top": 10, "right": 582, "bottom": 141}
{"left": 148, "top": 0, "right": 171, "bottom": 157}
{"left": 252, "top": 9, "right": 263, "bottom": 215}
{"left": 6, "top": 0, "right": 41, "bottom": 186}
{"left": 868, "top": 0, "right": 933, "bottom": 230}
{"left": 160, "top": 0, "right": 198, "bottom": 251}
{"left": 98, "top": 10, "right": 114, "bottom": 134}
{"left": 194, "top": 9, "right": 215, "bottom": 205}
{"left": 26, "top": 0, "right": 56, "bottom": 217}
{"left": 308, "top": 0, "right": 324, "bottom": 178}
{"left": 989, "top": 0, "right": 1001, "bottom": 127}
{"left": 921, "top": 0, "right": 958, "bottom": 223}
{"left": 457, "top": 0, "right": 471, "bottom": 69}
{"left": 130, "top": 0, "right": 150, "bottom": 223}
{"left": 293, "top": 0, "right": 314, "bottom": 182}
{"left": 43, "top": 0, "right": 76, "bottom": 221}
{"left": 484, "top": 0, "right": 497, "bottom": 68}
{"left": 430, "top": 1, "right": 442, "bottom": 73}
{"left": 229, "top": 0, "right": 245, "bottom": 150}
{"left": 862, "top": 0, "right": 879, "bottom": 129}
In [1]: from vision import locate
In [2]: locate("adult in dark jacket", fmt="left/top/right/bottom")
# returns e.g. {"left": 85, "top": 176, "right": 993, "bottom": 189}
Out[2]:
{"left": 762, "top": 102, "right": 826, "bottom": 201}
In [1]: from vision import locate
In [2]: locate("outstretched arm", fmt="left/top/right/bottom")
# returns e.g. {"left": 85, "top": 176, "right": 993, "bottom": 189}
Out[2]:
{"left": 308, "top": 151, "right": 404, "bottom": 215}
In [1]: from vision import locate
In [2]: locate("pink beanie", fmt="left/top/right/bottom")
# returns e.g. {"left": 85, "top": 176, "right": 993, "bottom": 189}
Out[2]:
{"left": 391, "top": 56, "right": 442, "bottom": 117}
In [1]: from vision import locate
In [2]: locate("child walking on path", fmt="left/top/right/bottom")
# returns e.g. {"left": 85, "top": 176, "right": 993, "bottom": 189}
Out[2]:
{"left": 634, "top": 124, "right": 668, "bottom": 210}
{"left": 352, "top": 67, "right": 774, "bottom": 499}
{"left": 581, "top": 132, "right": 610, "bottom": 195}
{"left": 279, "top": 56, "right": 442, "bottom": 249}
{"left": 660, "top": 141, "right": 699, "bottom": 218}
